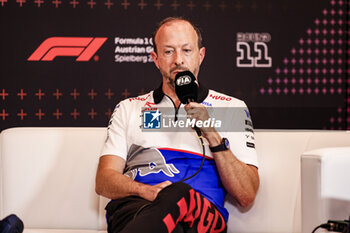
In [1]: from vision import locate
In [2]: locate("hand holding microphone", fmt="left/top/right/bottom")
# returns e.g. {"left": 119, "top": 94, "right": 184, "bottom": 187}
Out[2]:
{"left": 174, "top": 71, "right": 213, "bottom": 136}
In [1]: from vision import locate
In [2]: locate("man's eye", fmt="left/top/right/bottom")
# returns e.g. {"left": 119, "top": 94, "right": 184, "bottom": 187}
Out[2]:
{"left": 184, "top": 49, "right": 191, "bottom": 53}
{"left": 165, "top": 50, "right": 173, "bottom": 55}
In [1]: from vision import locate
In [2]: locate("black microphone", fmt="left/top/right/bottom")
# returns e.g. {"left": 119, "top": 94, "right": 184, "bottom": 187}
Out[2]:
{"left": 174, "top": 70, "right": 198, "bottom": 104}
{"left": 174, "top": 71, "right": 205, "bottom": 183}
{"left": 174, "top": 71, "right": 201, "bottom": 136}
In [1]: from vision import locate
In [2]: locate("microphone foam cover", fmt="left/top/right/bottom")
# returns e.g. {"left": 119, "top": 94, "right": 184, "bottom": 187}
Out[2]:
{"left": 174, "top": 71, "right": 198, "bottom": 104}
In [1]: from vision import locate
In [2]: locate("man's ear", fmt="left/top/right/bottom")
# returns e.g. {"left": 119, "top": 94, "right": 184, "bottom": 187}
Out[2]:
{"left": 199, "top": 47, "right": 206, "bottom": 65}
{"left": 150, "top": 51, "right": 159, "bottom": 69}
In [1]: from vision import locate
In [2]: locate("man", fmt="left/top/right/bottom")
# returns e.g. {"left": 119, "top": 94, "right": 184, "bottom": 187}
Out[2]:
{"left": 95, "top": 17, "right": 259, "bottom": 233}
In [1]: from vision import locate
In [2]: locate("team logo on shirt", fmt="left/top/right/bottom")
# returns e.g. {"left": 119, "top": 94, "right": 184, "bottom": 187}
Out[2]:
{"left": 143, "top": 110, "right": 161, "bottom": 129}
{"left": 124, "top": 146, "right": 180, "bottom": 179}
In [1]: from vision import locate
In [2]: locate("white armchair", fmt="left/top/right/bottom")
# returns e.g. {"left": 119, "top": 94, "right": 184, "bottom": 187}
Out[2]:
{"left": 301, "top": 147, "right": 350, "bottom": 233}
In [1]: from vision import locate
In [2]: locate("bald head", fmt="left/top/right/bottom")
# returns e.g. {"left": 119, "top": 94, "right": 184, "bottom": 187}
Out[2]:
{"left": 152, "top": 17, "right": 203, "bottom": 54}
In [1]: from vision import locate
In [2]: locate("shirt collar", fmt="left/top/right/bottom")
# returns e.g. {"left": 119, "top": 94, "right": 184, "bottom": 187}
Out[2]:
{"left": 153, "top": 82, "right": 209, "bottom": 104}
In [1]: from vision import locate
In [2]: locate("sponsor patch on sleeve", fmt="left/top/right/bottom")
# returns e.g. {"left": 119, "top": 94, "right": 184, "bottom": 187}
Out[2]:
{"left": 245, "top": 127, "right": 254, "bottom": 133}
{"left": 245, "top": 119, "right": 253, "bottom": 127}
{"left": 246, "top": 142, "right": 255, "bottom": 148}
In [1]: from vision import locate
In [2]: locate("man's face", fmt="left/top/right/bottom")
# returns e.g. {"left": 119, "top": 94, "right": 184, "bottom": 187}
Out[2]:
{"left": 151, "top": 20, "right": 205, "bottom": 88}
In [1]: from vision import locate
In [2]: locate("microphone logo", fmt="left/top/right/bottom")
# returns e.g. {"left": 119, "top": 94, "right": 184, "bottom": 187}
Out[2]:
{"left": 175, "top": 75, "right": 192, "bottom": 86}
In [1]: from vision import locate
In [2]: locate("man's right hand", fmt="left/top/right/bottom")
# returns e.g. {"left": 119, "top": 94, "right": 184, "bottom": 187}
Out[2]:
{"left": 96, "top": 155, "right": 173, "bottom": 202}
{"left": 140, "top": 181, "right": 172, "bottom": 202}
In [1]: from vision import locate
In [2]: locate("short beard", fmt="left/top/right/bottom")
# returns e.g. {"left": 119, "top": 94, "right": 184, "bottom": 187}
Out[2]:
{"left": 165, "top": 76, "right": 175, "bottom": 89}
{"left": 160, "top": 70, "right": 175, "bottom": 89}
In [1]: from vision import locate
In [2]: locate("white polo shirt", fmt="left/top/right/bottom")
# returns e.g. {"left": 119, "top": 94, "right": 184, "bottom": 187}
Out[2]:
{"left": 101, "top": 83, "right": 258, "bottom": 222}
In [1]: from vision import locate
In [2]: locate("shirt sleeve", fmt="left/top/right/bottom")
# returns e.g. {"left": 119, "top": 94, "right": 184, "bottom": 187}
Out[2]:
{"left": 100, "top": 101, "right": 128, "bottom": 160}
{"left": 221, "top": 101, "right": 258, "bottom": 167}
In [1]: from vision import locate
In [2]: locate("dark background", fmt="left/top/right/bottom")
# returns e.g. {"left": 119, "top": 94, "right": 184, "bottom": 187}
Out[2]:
{"left": 0, "top": 0, "right": 348, "bottom": 131}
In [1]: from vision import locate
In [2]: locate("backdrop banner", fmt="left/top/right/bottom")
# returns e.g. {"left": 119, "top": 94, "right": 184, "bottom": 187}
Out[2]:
{"left": 0, "top": 0, "right": 349, "bottom": 131}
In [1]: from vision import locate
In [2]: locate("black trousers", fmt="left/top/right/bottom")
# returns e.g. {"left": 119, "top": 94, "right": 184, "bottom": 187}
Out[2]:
{"left": 105, "top": 182, "right": 227, "bottom": 233}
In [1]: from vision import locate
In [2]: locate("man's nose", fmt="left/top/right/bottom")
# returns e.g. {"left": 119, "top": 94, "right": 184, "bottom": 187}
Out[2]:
{"left": 174, "top": 52, "right": 184, "bottom": 66}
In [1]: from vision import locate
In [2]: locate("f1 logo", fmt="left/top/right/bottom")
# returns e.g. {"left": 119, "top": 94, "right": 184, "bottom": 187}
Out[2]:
{"left": 28, "top": 37, "right": 107, "bottom": 61}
